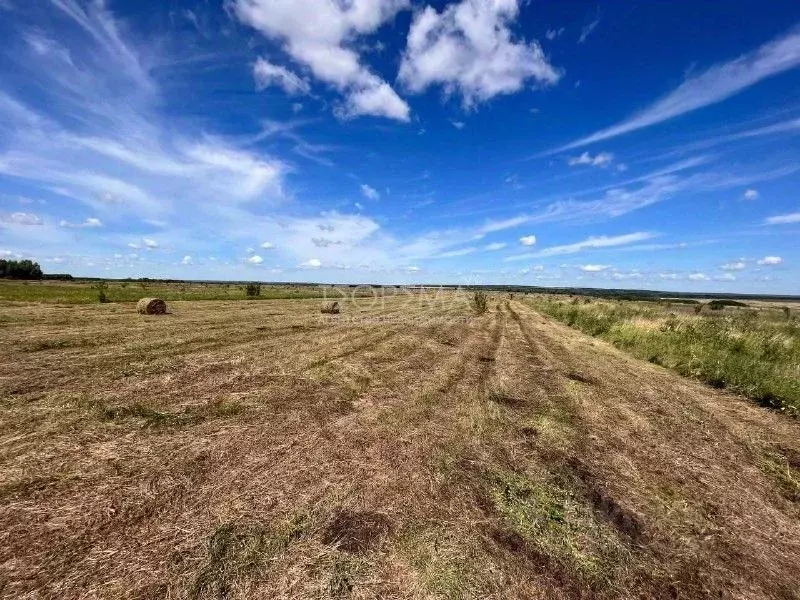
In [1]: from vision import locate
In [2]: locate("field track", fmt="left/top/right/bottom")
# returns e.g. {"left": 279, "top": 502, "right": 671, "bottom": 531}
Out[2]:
{"left": 1, "top": 296, "right": 798, "bottom": 598}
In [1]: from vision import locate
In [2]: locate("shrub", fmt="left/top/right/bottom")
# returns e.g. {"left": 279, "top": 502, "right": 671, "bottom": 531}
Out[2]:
{"left": 707, "top": 299, "right": 747, "bottom": 310}
{"left": 94, "top": 281, "right": 110, "bottom": 303}
{"left": 245, "top": 282, "right": 261, "bottom": 297}
{"left": 472, "top": 291, "right": 488, "bottom": 314}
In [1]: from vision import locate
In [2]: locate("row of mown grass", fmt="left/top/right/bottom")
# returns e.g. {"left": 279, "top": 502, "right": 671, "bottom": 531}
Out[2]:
{"left": 527, "top": 296, "right": 800, "bottom": 416}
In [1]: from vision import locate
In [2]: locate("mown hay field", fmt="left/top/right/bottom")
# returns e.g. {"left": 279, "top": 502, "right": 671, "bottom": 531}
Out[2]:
{"left": 1, "top": 293, "right": 799, "bottom": 599}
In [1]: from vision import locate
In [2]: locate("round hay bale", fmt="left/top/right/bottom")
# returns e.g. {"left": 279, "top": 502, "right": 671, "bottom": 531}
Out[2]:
{"left": 321, "top": 301, "right": 340, "bottom": 315}
{"left": 137, "top": 297, "right": 167, "bottom": 315}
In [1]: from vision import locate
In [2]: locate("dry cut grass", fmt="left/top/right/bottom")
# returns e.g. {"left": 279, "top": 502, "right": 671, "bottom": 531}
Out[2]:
{"left": 0, "top": 294, "right": 799, "bottom": 599}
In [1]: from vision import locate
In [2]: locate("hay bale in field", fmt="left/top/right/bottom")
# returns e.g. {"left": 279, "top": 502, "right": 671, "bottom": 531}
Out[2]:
{"left": 137, "top": 297, "right": 167, "bottom": 315}
{"left": 321, "top": 301, "right": 340, "bottom": 315}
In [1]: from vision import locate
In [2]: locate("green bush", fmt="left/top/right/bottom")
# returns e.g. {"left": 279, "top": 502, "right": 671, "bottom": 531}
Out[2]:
{"left": 94, "top": 281, "right": 111, "bottom": 304}
{"left": 245, "top": 282, "right": 261, "bottom": 297}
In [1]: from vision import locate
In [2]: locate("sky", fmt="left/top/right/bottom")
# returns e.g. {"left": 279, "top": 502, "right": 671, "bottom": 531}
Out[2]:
{"left": 0, "top": 0, "right": 799, "bottom": 294}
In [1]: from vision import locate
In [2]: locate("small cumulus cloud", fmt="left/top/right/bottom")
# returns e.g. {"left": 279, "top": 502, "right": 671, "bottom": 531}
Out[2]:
{"left": 715, "top": 273, "right": 736, "bottom": 281}
{"left": 181, "top": 255, "right": 192, "bottom": 265}
{"left": 301, "top": 258, "right": 322, "bottom": 268}
{"left": 247, "top": 255, "right": 264, "bottom": 265}
{"left": 579, "top": 264, "right": 609, "bottom": 272}
{"left": 568, "top": 151, "right": 613, "bottom": 167}
{"left": 688, "top": 272, "right": 709, "bottom": 281}
{"left": 260, "top": 241, "right": 275, "bottom": 249}
{"left": 743, "top": 188, "right": 759, "bottom": 200}
{"left": 451, "top": 120, "right": 465, "bottom": 129}
{"left": 142, "top": 238, "right": 159, "bottom": 249}
{"left": 519, "top": 235, "right": 537, "bottom": 246}
{"left": 546, "top": 27, "right": 565, "bottom": 41}
{"left": 360, "top": 184, "right": 380, "bottom": 200}
{"left": 721, "top": 261, "right": 746, "bottom": 271}
{"left": 757, "top": 256, "right": 782, "bottom": 265}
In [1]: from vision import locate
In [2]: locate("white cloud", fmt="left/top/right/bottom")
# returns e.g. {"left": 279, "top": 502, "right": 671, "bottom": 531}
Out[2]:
{"left": 253, "top": 58, "right": 310, "bottom": 95}
{"left": 360, "top": 184, "right": 380, "bottom": 200}
{"left": 568, "top": 151, "right": 614, "bottom": 168}
{"left": 59, "top": 217, "right": 103, "bottom": 228}
{"left": 477, "top": 215, "right": 531, "bottom": 235}
{"left": 260, "top": 241, "right": 275, "bottom": 249}
{"left": 715, "top": 273, "right": 736, "bottom": 281}
{"left": 436, "top": 247, "right": 477, "bottom": 258}
{"left": 398, "top": 0, "right": 561, "bottom": 107}
{"left": 484, "top": 242, "right": 507, "bottom": 251}
{"left": 1, "top": 212, "right": 42, "bottom": 226}
{"left": 688, "top": 272, "right": 709, "bottom": 281}
{"left": 231, "top": 0, "right": 410, "bottom": 121}
{"left": 721, "top": 261, "right": 746, "bottom": 271}
{"left": 302, "top": 258, "right": 322, "bottom": 268}
{"left": 580, "top": 264, "right": 608, "bottom": 272}
{"left": 142, "top": 238, "right": 158, "bottom": 249}
{"left": 516, "top": 232, "right": 654, "bottom": 259}
{"left": 451, "top": 120, "right": 465, "bottom": 129}
{"left": 765, "top": 211, "right": 800, "bottom": 225}
{"left": 181, "top": 255, "right": 192, "bottom": 265}
{"left": 659, "top": 272, "right": 679, "bottom": 280}
{"left": 546, "top": 27, "right": 564, "bottom": 41}
{"left": 743, "top": 188, "right": 759, "bottom": 200}
{"left": 247, "top": 255, "right": 264, "bottom": 265}
{"left": 552, "top": 25, "right": 800, "bottom": 151}
{"left": 578, "top": 17, "right": 599, "bottom": 44}
{"left": 612, "top": 270, "right": 642, "bottom": 280}
{"left": 519, "top": 235, "right": 537, "bottom": 246}
{"left": 757, "top": 256, "right": 782, "bottom": 265}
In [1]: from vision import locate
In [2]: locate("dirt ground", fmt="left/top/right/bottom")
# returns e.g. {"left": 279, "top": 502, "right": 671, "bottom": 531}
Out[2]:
{"left": 0, "top": 294, "right": 798, "bottom": 599}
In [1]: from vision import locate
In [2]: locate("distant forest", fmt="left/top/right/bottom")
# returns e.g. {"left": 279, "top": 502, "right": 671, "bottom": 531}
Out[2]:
{"left": 0, "top": 259, "right": 43, "bottom": 279}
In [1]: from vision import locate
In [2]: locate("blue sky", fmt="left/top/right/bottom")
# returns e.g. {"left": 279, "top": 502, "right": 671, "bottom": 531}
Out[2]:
{"left": 0, "top": 0, "right": 798, "bottom": 293}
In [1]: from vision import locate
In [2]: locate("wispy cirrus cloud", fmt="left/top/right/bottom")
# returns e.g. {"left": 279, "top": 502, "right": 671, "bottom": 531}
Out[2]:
{"left": 505, "top": 232, "right": 656, "bottom": 261}
{"left": 765, "top": 211, "right": 800, "bottom": 225}
{"left": 549, "top": 24, "right": 800, "bottom": 152}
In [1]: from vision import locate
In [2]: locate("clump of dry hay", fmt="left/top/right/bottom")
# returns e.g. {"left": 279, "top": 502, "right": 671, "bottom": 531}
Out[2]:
{"left": 137, "top": 297, "right": 167, "bottom": 315}
{"left": 321, "top": 301, "right": 340, "bottom": 315}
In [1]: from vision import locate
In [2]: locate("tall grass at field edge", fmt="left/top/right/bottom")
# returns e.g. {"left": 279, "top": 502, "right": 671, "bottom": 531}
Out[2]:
{"left": 530, "top": 298, "right": 800, "bottom": 416}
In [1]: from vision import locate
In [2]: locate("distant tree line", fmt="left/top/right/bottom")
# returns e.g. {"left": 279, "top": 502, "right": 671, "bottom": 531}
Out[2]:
{"left": 0, "top": 259, "right": 43, "bottom": 280}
